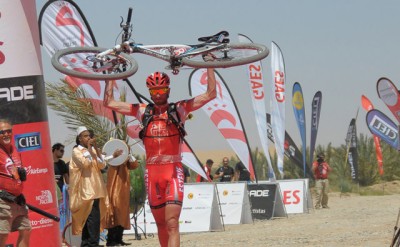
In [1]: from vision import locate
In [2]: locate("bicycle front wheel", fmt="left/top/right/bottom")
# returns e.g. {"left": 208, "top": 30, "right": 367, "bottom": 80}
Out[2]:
{"left": 181, "top": 43, "right": 269, "bottom": 68}
{"left": 51, "top": 47, "right": 138, "bottom": 80}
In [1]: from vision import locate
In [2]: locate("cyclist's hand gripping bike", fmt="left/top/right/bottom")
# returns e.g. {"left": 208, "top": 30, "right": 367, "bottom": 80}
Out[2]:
{"left": 51, "top": 7, "right": 269, "bottom": 81}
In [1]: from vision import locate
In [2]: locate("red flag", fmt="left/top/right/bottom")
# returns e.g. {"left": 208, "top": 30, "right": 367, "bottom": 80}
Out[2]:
{"left": 361, "top": 95, "right": 384, "bottom": 175}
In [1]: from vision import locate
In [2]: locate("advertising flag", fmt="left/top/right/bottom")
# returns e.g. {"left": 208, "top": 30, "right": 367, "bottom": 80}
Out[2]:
{"left": 361, "top": 95, "right": 384, "bottom": 175}
{"left": 189, "top": 69, "right": 256, "bottom": 179}
{"left": 2, "top": 1, "right": 61, "bottom": 246}
{"left": 292, "top": 82, "right": 307, "bottom": 177}
{"left": 346, "top": 119, "right": 358, "bottom": 181}
{"left": 366, "top": 109, "right": 399, "bottom": 150}
{"left": 309, "top": 91, "right": 322, "bottom": 167}
{"left": 376, "top": 77, "right": 400, "bottom": 123}
{"left": 270, "top": 41, "right": 286, "bottom": 178}
{"left": 238, "top": 34, "right": 275, "bottom": 179}
{"left": 266, "top": 114, "right": 313, "bottom": 178}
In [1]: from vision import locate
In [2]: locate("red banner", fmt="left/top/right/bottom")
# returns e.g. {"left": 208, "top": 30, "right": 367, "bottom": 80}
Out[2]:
{"left": 1, "top": 1, "right": 61, "bottom": 246}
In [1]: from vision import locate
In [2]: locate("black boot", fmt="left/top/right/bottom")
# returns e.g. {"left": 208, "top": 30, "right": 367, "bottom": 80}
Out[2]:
{"left": 116, "top": 226, "right": 131, "bottom": 246}
{"left": 106, "top": 227, "right": 121, "bottom": 246}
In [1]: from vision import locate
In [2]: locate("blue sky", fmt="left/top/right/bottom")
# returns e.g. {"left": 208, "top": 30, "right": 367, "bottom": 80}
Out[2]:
{"left": 36, "top": 0, "right": 400, "bottom": 158}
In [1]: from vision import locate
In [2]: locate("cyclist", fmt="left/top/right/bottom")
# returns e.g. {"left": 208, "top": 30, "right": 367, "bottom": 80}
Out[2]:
{"left": 103, "top": 65, "right": 216, "bottom": 247}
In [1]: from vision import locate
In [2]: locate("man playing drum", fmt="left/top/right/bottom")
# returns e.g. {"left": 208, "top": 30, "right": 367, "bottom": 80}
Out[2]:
{"left": 103, "top": 64, "right": 216, "bottom": 247}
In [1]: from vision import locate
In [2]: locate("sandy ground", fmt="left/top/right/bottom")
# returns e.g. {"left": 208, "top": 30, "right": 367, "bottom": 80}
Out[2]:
{"left": 119, "top": 192, "right": 400, "bottom": 247}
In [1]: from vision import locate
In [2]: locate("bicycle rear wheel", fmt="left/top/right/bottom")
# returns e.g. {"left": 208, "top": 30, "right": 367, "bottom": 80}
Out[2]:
{"left": 181, "top": 43, "right": 269, "bottom": 68}
{"left": 51, "top": 47, "right": 138, "bottom": 80}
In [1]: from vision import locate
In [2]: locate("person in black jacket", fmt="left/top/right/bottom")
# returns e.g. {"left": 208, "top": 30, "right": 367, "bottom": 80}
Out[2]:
{"left": 214, "top": 157, "right": 234, "bottom": 182}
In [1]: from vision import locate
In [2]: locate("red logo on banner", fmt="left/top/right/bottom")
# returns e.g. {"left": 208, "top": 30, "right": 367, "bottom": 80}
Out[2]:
{"left": 282, "top": 189, "right": 301, "bottom": 204}
{"left": 0, "top": 41, "right": 5, "bottom": 65}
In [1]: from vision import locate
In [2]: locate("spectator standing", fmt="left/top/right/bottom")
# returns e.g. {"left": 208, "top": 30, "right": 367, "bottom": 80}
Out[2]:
{"left": 105, "top": 151, "right": 139, "bottom": 246}
{"left": 0, "top": 119, "right": 31, "bottom": 246}
{"left": 214, "top": 157, "right": 234, "bottom": 182}
{"left": 183, "top": 166, "right": 191, "bottom": 183}
{"left": 69, "top": 126, "right": 108, "bottom": 246}
{"left": 52, "top": 143, "right": 69, "bottom": 192}
{"left": 196, "top": 159, "right": 214, "bottom": 182}
{"left": 234, "top": 161, "right": 252, "bottom": 182}
{"left": 312, "top": 153, "right": 332, "bottom": 209}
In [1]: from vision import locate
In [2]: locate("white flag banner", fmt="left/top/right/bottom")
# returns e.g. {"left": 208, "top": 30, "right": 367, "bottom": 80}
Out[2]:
{"left": 238, "top": 34, "right": 275, "bottom": 180}
{"left": 39, "top": 0, "right": 140, "bottom": 133}
{"left": 189, "top": 69, "right": 255, "bottom": 176}
{"left": 270, "top": 42, "right": 286, "bottom": 178}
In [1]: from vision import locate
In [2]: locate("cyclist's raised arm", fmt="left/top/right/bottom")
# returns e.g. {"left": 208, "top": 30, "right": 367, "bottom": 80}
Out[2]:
{"left": 104, "top": 80, "right": 133, "bottom": 115}
{"left": 191, "top": 68, "right": 217, "bottom": 110}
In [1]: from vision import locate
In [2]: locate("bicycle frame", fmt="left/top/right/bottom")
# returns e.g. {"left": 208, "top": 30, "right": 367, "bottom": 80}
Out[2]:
{"left": 97, "top": 40, "right": 227, "bottom": 74}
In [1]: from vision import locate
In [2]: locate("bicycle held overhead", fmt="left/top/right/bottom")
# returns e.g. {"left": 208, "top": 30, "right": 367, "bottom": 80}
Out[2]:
{"left": 51, "top": 7, "right": 269, "bottom": 81}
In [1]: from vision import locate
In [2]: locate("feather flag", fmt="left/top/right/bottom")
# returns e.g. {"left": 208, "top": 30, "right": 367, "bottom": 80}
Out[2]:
{"left": 366, "top": 109, "right": 399, "bottom": 150}
{"left": 238, "top": 33, "right": 275, "bottom": 180}
{"left": 2, "top": 1, "right": 62, "bottom": 245}
{"left": 189, "top": 69, "right": 256, "bottom": 179}
{"left": 376, "top": 77, "right": 400, "bottom": 123}
{"left": 266, "top": 114, "right": 313, "bottom": 178}
{"left": 345, "top": 118, "right": 359, "bottom": 181}
{"left": 361, "top": 95, "right": 384, "bottom": 175}
{"left": 309, "top": 91, "right": 322, "bottom": 169}
{"left": 292, "top": 82, "right": 307, "bottom": 177}
{"left": 270, "top": 41, "right": 286, "bottom": 178}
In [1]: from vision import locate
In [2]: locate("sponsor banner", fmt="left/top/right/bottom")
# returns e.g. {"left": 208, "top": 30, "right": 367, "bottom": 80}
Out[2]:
{"left": 131, "top": 183, "right": 223, "bottom": 233}
{"left": 361, "top": 95, "right": 384, "bottom": 175}
{"left": 366, "top": 109, "right": 399, "bottom": 150}
{"left": 292, "top": 82, "right": 307, "bottom": 177}
{"left": 0, "top": 75, "right": 47, "bottom": 124}
{"left": 0, "top": 1, "right": 41, "bottom": 78}
{"left": 4, "top": 1, "right": 60, "bottom": 246}
{"left": 376, "top": 77, "right": 400, "bottom": 123}
{"left": 238, "top": 34, "right": 275, "bottom": 179}
{"left": 247, "top": 183, "right": 277, "bottom": 220}
{"left": 277, "top": 179, "right": 306, "bottom": 214}
{"left": 270, "top": 42, "right": 286, "bottom": 177}
{"left": 216, "top": 183, "right": 252, "bottom": 225}
{"left": 346, "top": 119, "right": 359, "bottom": 181}
{"left": 189, "top": 69, "right": 255, "bottom": 178}
{"left": 309, "top": 91, "right": 322, "bottom": 166}
{"left": 266, "top": 114, "right": 313, "bottom": 178}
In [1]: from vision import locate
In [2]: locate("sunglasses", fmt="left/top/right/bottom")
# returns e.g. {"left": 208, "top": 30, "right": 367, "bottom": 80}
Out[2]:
{"left": 149, "top": 88, "right": 169, "bottom": 95}
{"left": 0, "top": 129, "right": 12, "bottom": 135}
{"left": 59, "top": 149, "right": 65, "bottom": 153}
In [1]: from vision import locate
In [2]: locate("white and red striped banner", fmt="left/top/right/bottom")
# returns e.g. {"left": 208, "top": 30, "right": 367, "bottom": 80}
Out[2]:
{"left": 238, "top": 34, "right": 275, "bottom": 180}
{"left": 189, "top": 69, "right": 255, "bottom": 178}
{"left": 270, "top": 42, "right": 286, "bottom": 178}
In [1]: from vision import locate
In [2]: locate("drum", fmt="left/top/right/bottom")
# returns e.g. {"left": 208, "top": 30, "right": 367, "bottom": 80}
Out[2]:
{"left": 129, "top": 163, "right": 146, "bottom": 214}
{"left": 62, "top": 222, "right": 81, "bottom": 247}
{"left": 102, "top": 139, "right": 129, "bottom": 166}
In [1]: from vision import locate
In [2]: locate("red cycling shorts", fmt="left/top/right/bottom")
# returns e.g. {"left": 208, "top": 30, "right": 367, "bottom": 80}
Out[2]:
{"left": 145, "top": 162, "right": 184, "bottom": 209}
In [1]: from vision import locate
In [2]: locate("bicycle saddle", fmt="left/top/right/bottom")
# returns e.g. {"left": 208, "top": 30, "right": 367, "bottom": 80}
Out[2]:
{"left": 198, "top": 31, "right": 230, "bottom": 43}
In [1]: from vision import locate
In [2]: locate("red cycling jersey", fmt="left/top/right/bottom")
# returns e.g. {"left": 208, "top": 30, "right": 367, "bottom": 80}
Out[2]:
{"left": 132, "top": 100, "right": 191, "bottom": 208}
{"left": 0, "top": 146, "right": 23, "bottom": 196}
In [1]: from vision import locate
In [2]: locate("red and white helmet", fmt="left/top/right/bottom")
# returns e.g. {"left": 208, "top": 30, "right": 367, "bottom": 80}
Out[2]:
{"left": 146, "top": 72, "right": 170, "bottom": 88}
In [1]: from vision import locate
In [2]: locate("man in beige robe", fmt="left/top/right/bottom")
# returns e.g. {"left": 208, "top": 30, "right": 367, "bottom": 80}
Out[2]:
{"left": 105, "top": 153, "right": 139, "bottom": 246}
{"left": 69, "top": 126, "right": 108, "bottom": 246}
